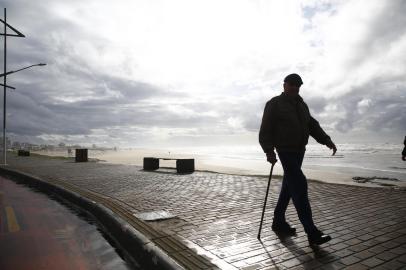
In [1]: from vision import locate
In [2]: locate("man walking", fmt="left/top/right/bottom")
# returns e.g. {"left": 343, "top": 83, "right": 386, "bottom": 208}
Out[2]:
{"left": 259, "top": 73, "right": 337, "bottom": 246}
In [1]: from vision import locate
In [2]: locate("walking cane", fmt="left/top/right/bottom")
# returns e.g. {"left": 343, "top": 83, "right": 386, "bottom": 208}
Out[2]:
{"left": 257, "top": 163, "right": 275, "bottom": 240}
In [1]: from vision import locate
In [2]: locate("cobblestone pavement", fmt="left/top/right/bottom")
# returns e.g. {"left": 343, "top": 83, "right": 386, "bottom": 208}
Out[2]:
{"left": 3, "top": 154, "right": 406, "bottom": 269}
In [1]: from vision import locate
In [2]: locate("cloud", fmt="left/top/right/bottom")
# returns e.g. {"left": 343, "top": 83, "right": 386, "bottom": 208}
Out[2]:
{"left": 306, "top": 77, "right": 406, "bottom": 138}
{"left": 1, "top": 0, "right": 405, "bottom": 147}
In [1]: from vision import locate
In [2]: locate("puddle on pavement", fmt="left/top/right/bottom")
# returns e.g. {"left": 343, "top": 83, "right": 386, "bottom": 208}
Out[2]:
{"left": 0, "top": 177, "right": 142, "bottom": 270}
{"left": 135, "top": 210, "right": 177, "bottom": 221}
{"left": 145, "top": 216, "right": 190, "bottom": 234}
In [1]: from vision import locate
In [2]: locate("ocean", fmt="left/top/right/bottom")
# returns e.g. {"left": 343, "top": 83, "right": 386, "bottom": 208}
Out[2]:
{"left": 158, "top": 143, "right": 406, "bottom": 186}
{"left": 36, "top": 142, "right": 406, "bottom": 187}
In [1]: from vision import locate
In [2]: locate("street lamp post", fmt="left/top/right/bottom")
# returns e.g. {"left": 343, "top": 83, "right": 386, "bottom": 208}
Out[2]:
{"left": 0, "top": 63, "right": 47, "bottom": 77}
{"left": 0, "top": 63, "right": 47, "bottom": 78}
{"left": 1, "top": 8, "right": 46, "bottom": 165}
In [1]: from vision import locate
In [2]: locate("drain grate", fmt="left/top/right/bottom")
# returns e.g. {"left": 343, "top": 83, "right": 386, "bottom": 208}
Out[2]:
{"left": 134, "top": 210, "right": 176, "bottom": 221}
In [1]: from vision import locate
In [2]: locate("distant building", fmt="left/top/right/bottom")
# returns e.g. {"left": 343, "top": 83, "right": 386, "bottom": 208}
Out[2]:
{"left": 12, "top": 141, "right": 21, "bottom": 149}
{"left": 0, "top": 137, "right": 12, "bottom": 150}
{"left": 58, "top": 142, "right": 66, "bottom": 148}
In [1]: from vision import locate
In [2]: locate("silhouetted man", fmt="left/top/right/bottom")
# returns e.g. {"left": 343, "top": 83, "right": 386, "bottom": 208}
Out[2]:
{"left": 402, "top": 136, "right": 406, "bottom": 161}
{"left": 259, "top": 73, "right": 337, "bottom": 246}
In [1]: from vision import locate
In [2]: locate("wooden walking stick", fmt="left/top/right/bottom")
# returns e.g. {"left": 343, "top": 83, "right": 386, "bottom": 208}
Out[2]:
{"left": 257, "top": 163, "right": 275, "bottom": 240}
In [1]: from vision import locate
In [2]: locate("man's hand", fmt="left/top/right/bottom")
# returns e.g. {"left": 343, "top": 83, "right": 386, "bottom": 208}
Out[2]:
{"left": 266, "top": 151, "right": 278, "bottom": 164}
{"left": 326, "top": 140, "right": 337, "bottom": 156}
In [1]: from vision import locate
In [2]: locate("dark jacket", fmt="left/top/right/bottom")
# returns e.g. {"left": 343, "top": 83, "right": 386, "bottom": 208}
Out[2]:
{"left": 402, "top": 136, "right": 406, "bottom": 157}
{"left": 259, "top": 92, "right": 331, "bottom": 153}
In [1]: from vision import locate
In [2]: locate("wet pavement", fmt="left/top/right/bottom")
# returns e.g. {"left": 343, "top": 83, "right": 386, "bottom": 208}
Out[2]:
{"left": 2, "top": 154, "right": 406, "bottom": 269}
{"left": 0, "top": 175, "right": 136, "bottom": 270}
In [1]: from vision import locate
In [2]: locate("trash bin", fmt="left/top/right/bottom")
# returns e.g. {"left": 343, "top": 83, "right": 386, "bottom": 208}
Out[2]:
{"left": 18, "top": 150, "right": 30, "bottom": 156}
{"left": 75, "top": 149, "right": 88, "bottom": 162}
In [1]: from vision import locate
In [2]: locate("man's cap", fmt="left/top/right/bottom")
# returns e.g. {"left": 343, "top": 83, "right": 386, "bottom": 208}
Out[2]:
{"left": 284, "top": 73, "right": 303, "bottom": 86}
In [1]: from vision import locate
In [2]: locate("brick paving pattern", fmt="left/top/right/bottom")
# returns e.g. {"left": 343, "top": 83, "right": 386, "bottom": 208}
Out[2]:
{"left": 3, "top": 154, "right": 406, "bottom": 269}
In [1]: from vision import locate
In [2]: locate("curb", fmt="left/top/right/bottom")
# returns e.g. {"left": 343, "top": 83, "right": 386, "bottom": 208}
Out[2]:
{"left": 0, "top": 166, "right": 185, "bottom": 270}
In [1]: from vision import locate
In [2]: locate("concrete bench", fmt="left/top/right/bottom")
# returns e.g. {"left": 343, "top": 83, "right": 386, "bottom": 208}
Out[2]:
{"left": 143, "top": 157, "right": 195, "bottom": 174}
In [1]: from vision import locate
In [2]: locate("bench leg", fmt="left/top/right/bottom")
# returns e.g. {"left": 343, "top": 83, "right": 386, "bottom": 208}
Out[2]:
{"left": 144, "top": 157, "right": 159, "bottom": 171}
{"left": 176, "top": 159, "right": 195, "bottom": 174}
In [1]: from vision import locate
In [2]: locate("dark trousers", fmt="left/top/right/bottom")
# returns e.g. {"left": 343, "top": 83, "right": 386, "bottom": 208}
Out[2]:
{"left": 273, "top": 151, "right": 317, "bottom": 235}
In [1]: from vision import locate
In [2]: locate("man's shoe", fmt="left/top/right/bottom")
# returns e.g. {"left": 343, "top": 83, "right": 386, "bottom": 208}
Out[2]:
{"left": 271, "top": 222, "right": 296, "bottom": 236}
{"left": 308, "top": 230, "right": 332, "bottom": 246}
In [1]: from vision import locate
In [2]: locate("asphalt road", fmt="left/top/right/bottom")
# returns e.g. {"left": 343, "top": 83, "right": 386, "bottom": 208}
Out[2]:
{"left": 0, "top": 175, "right": 136, "bottom": 270}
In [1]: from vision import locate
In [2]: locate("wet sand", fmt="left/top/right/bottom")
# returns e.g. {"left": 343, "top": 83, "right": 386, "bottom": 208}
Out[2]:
{"left": 31, "top": 149, "right": 406, "bottom": 188}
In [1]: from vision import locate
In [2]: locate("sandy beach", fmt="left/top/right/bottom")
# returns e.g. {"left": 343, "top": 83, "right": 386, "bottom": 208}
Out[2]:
{"left": 31, "top": 146, "right": 406, "bottom": 188}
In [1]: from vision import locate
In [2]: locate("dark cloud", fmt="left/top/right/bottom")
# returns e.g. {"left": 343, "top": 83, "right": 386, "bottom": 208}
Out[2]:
{"left": 305, "top": 96, "right": 327, "bottom": 114}
{"left": 362, "top": 1, "right": 406, "bottom": 51}
{"left": 6, "top": 77, "right": 183, "bottom": 136}
{"left": 303, "top": 0, "right": 406, "bottom": 138}
{"left": 247, "top": 77, "right": 405, "bottom": 139}
{"left": 319, "top": 78, "right": 406, "bottom": 134}
{"left": 343, "top": 0, "right": 406, "bottom": 70}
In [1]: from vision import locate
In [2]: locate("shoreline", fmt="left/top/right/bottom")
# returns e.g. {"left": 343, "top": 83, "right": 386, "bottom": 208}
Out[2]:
{"left": 30, "top": 149, "right": 406, "bottom": 189}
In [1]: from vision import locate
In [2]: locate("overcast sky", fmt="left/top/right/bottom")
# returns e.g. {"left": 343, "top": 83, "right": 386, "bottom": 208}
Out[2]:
{"left": 1, "top": 0, "right": 405, "bottom": 148}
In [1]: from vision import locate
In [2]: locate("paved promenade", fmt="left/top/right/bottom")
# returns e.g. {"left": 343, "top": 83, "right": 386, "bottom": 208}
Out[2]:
{"left": 2, "top": 154, "right": 406, "bottom": 269}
